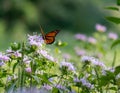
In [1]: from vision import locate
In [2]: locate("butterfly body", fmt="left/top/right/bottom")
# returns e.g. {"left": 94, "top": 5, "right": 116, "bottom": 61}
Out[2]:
{"left": 40, "top": 26, "right": 60, "bottom": 44}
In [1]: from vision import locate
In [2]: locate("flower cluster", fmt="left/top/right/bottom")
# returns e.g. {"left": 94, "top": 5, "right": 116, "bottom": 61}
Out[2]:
{"left": 108, "top": 32, "right": 118, "bottom": 40}
{"left": 27, "top": 34, "right": 44, "bottom": 47}
{"left": 37, "top": 49, "right": 55, "bottom": 62}
{"left": 60, "top": 61, "right": 75, "bottom": 73}
{"left": 74, "top": 77, "right": 94, "bottom": 89}
{"left": 75, "top": 34, "right": 87, "bottom": 41}
{"left": 95, "top": 23, "right": 106, "bottom": 32}
{"left": 0, "top": 52, "right": 10, "bottom": 66}
{"left": 81, "top": 56, "right": 106, "bottom": 68}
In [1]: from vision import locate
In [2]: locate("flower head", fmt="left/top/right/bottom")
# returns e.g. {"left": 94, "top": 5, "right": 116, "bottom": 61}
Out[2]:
{"left": 37, "top": 49, "right": 55, "bottom": 62}
{"left": 0, "top": 52, "right": 10, "bottom": 62}
{"left": 63, "top": 53, "right": 71, "bottom": 60}
{"left": 23, "top": 56, "right": 31, "bottom": 64}
{"left": 81, "top": 56, "right": 106, "bottom": 68}
{"left": 81, "top": 56, "right": 93, "bottom": 64}
{"left": 25, "top": 67, "right": 32, "bottom": 73}
{"left": 95, "top": 23, "right": 106, "bottom": 32}
{"left": 75, "top": 34, "right": 87, "bottom": 41}
{"left": 75, "top": 48, "right": 86, "bottom": 56}
{"left": 56, "top": 84, "right": 66, "bottom": 90}
{"left": 108, "top": 32, "right": 118, "bottom": 40}
{"left": 42, "top": 84, "right": 52, "bottom": 90}
{"left": 60, "top": 61, "right": 75, "bottom": 72}
{"left": 28, "top": 34, "right": 44, "bottom": 47}
{"left": 74, "top": 77, "right": 94, "bottom": 89}
{"left": 88, "top": 37, "right": 97, "bottom": 44}
{"left": 80, "top": 78, "right": 94, "bottom": 89}
{"left": 6, "top": 48, "right": 22, "bottom": 58}
{"left": 0, "top": 61, "right": 4, "bottom": 66}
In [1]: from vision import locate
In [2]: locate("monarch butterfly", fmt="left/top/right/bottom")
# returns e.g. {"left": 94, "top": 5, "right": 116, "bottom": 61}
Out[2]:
{"left": 40, "top": 25, "right": 60, "bottom": 44}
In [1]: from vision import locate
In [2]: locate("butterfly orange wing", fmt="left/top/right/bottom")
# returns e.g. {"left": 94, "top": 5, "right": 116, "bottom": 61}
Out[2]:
{"left": 44, "top": 30, "right": 60, "bottom": 44}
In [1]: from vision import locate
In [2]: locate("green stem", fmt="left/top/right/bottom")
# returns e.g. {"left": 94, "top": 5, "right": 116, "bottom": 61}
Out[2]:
{"left": 56, "top": 75, "right": 63, "bottom": 87}
{"left": 78, "top": 87, "right": 80, "bottom": 93}
{"left": 94, "top": 67, "right": 103, "bottom": 93}
{"left": 112, "top": 51, "right": 117, "bottom": 67}
{"left": 20, "top": 42, "right": 25, "bottom": 91}
{"left": 30, "top": 60, "right": 33, "bottom": 88}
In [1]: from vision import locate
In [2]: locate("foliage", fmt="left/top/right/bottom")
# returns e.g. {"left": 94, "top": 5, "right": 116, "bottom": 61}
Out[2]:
{"left": 0, "top": 26, "right": 120, "bottom": 93}
{"left": 0, "top": 0, "right": 120, "bottom": 93}
{"left": 106, "top": 0, "right": 120, "bottom": 24}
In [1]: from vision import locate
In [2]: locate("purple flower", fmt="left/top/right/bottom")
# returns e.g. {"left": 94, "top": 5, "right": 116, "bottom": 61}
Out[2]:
{"left": 75, "top": 48, "right": 86, "bottom": 56}
{"left": 25, "top": 67, "right": 32, "bottom": 73}
{"left": 74, "top": 77, "right": 80, "bottom": 82}
{"left": 7, "top": 75, "right": 12, "bottom": 82}
{"left": 37, "top": 50, "right": 55, "bottom": 62}
{"left": 6, "top": 48, "right": 22, "bottom": 58}
{"left": 28, "top": 34, "right": 44, "bottom": 47}
{"left": 14, "top": 51, "right": 22, "bottom": 57}
{"left": 81, "top": 56, "right": 106, "bottom": 68}
{"left": 108, "top": 32, "right": 118, "bottom": 40}
{"left": 60, "top": 61, "right": 75, "bottom": 72}
{"left": 80, "top": 78, "right": 94, "bottom": 89}
{"left": 88, "top": 37, "right": 97, "bottom": 44}
{"left": 74, "top": 77, "right": 94, "bottom": 89}
{"left": 102, "top": 67, "right": 115, "bottom": 76}
{"left": 95, "top": 23, "right": 106, "bottom": 32}
{"left": 0, "top": 61, "right": 4, "bottom": 66}
{"left": 23, "top": 56, "right": 31, "bottom": 64}
{"left": 42, "top": 84, "right": 52, "bottom": 90}
{"left": 91, "top": 58, "right": 106, "bottom": 68}
{"left": 63, "top": 53, "right": 71, "bottom": 60}
{"left": 56, "top": 84, "right": 66, "bottom": 90}
{"left": 0, "top": 52, "right": 10, "bottom": 62}
{"left": 16, "top": 87, "right": 40, "bottom": 93}
{"left": 75, "top": 34, "right": 87, "bottom": 41}
{"left": 81, "top": 56, "right": 93, "bottom": 63}
{"left": 107, "top": 67, "right": 115, "bottom": 73}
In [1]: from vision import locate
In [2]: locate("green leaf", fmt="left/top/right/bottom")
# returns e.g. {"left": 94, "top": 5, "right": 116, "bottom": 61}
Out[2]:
{"left": 112, "top": 51, "right": 117, "bottom": 67}
{"left": 8, "top": 80, "right": 18, "bottom": 93}
{"left": 117, "top": 0, "right": 120, "bottom": 5}
{"left": 109, "top": 87, "right": 117, "bottom": 91}
{"left": 13, "top": 62, "right": 19, "bottom": 73}
{"left": 99, "top": 76, "right": 110, "bottom": 86}
{"left": 115, "top": 65, "right": 120, "bottom": 75}
{"left": 106, "top": 17, "right": 120, "bottom": 24}
{"left": 52, "top": 87, "right": 60, "bottom": 93}
{"left": 111, "top": 39, "right": 120, "bottom": 49}
{"left": 105, "top": 6, "right": 119, "bottom": 11}
{"left": 31, "top": 75, "right": 40, "bottom": 83}
{"left": 48, "top": 75, "right": 58, "bottom": 79}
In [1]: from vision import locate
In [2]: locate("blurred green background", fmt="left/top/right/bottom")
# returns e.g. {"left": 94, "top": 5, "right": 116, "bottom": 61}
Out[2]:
{"left": 0, "top": 0, "right": 118, "bottom": 50}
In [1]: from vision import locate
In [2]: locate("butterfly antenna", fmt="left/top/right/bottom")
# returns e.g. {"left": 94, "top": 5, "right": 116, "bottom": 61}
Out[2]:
{"left": 39, "top": 25, "right": 45, "bottom": 39}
